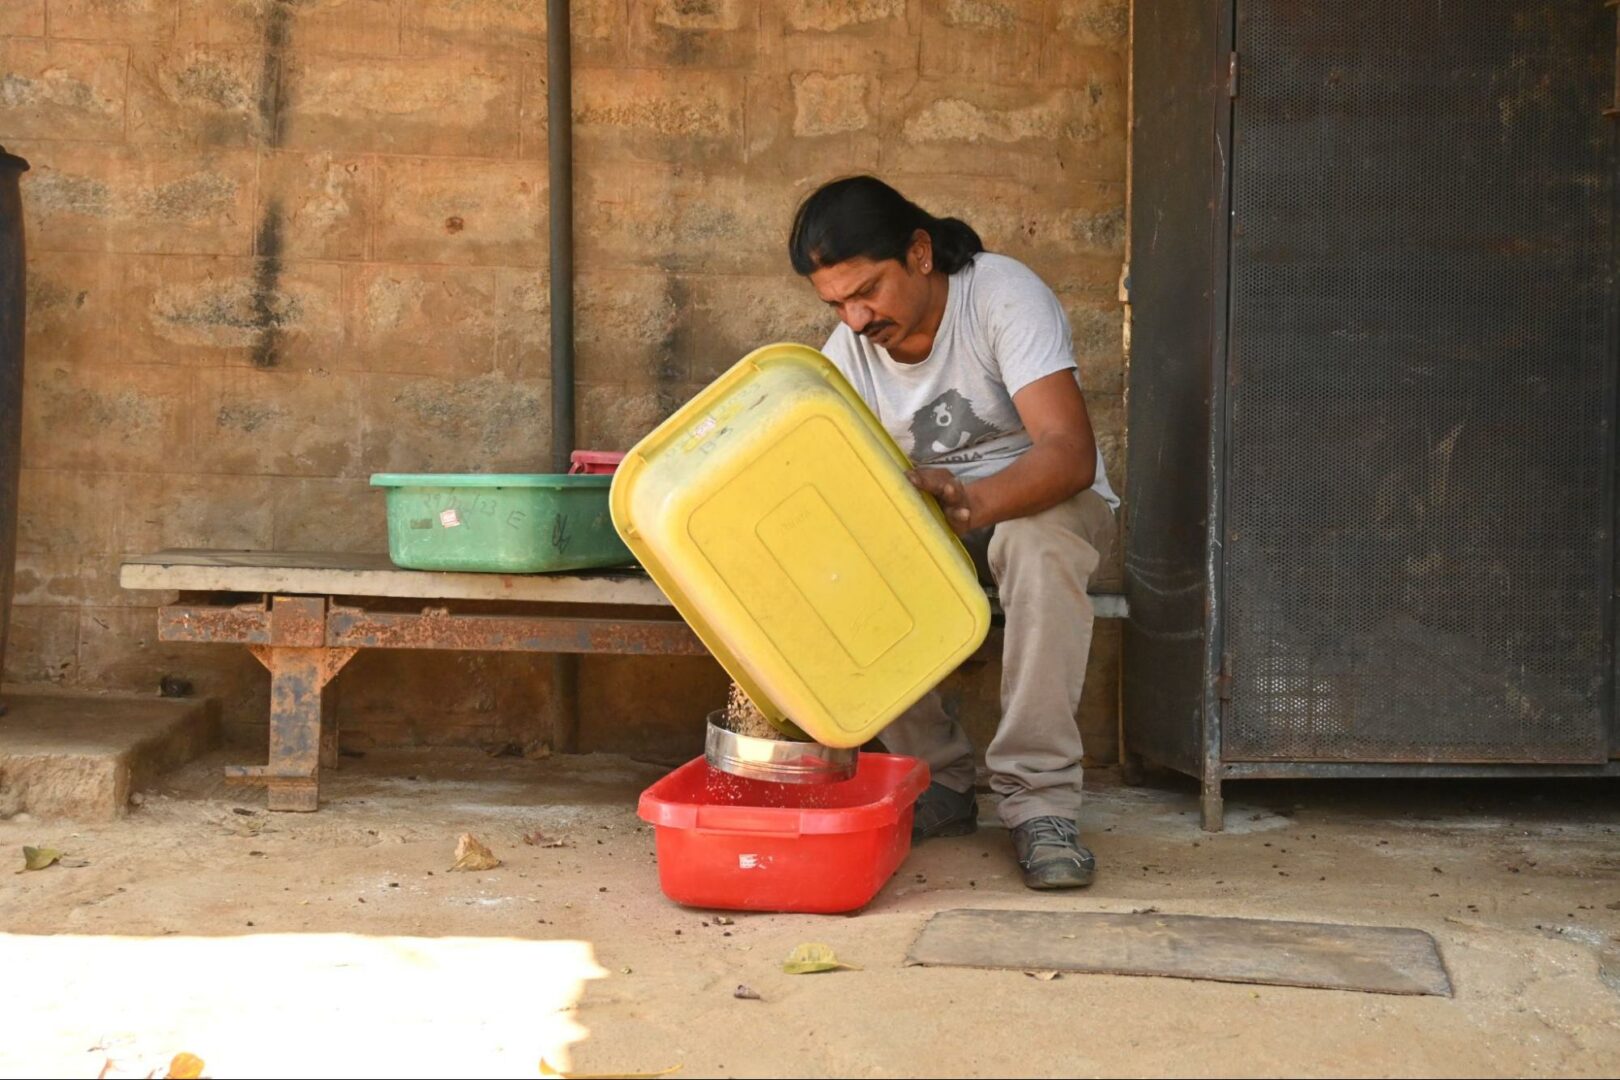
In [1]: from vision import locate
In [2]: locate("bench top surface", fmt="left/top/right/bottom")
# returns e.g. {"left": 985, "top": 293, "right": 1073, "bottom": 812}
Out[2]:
{"left": 120, "top": 549, "right": 1128, "bottom": 618}
{"left": 120, "top": 550, "right": 673, "bottom": 606}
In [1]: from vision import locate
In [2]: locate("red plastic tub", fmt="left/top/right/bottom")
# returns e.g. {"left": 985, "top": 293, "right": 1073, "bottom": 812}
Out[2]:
{"left": 637, "top": 753, "right": 930, "bottom": 913}
{"left": 568, "top": 450, "right": 625, "bottom": 475}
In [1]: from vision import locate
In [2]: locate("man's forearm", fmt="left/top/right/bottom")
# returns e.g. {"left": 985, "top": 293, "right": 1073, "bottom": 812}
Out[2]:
{"left": 965, "top": 437, "right": 1097, "bottom": 529}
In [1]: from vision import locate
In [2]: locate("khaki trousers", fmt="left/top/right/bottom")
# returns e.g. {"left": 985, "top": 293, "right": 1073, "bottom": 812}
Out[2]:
{"left": 879, "top": 488, "right": 1117, "bottom": 828}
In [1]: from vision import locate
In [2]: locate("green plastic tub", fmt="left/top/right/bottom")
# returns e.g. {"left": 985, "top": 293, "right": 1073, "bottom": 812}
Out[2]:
{"left": 371, "top": 473, "right": 635, "bottom": 573}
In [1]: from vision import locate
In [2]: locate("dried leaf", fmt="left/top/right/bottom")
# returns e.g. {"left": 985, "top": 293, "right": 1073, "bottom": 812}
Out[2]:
{"left": 732, "top": 984, "right": 762, "bottom": 1001}
{"left": 450, "top": 833, "right": 501, "bottom": 872}
{"left": 166, "top": 1052, "right": 205, "bottom": 1079}
{"left": 782, "top": 943, "right": 858, "bottom": 974}
{"left": 19, "top": 846, "right": 61, "bottom": 872}
{"left": 539, "top": 1060, "right": 680, "bottom": 1079}
{"left": 1024, "top": 970, "right": 1061, "bottom": 981}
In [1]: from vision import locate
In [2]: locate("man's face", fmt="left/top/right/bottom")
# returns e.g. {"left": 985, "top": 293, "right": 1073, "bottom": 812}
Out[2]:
{"left": 808, "top": 254, "right": 930, "bottom": 351}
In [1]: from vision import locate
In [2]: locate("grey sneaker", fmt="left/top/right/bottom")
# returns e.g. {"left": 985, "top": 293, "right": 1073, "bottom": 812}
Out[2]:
{"left": 911, "top": 782, "right": 979, "bottom": 841}
{"left": 1011, "top": 816, "right": 1096, "bottom": 889}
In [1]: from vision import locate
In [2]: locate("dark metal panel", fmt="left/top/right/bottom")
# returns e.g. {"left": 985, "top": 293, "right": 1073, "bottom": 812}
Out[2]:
{"left": 1123, "top": 0, "right": 1230, "bottom": 777}
{"left": 1224, "top": 2, "right": 1617, "bottom": 763}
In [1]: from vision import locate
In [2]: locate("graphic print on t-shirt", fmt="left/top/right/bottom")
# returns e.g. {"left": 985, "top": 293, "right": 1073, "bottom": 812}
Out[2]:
{"left": 909, "top": 388, "right": 997, "bottom": 459}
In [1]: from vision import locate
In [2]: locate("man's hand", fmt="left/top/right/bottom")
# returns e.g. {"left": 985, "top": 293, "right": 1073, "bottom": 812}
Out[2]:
{"left": 907, "top": 467, "right": 979, "bottom": 536}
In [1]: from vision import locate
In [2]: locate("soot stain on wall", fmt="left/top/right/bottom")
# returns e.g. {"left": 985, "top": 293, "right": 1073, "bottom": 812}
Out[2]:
{"left": 250, "top": 202, "right": 285, "bottom": 369}
{"left": 250, "top": 0, "right": 293, "bottom": 368}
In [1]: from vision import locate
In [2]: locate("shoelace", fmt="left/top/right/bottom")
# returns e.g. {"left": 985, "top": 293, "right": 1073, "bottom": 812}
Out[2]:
{"left": 1022, "top": 817, "right": 1079, "bottom": 848}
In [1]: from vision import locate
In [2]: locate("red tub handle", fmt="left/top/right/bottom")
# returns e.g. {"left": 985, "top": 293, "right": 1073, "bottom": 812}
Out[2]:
{"left": 693, "top": 806, "right": 802, "bottom": 836}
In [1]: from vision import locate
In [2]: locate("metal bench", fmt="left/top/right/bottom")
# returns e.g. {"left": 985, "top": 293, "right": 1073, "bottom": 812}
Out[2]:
{"left": 121, "top": 549, "right": 1128, "bottom": 811}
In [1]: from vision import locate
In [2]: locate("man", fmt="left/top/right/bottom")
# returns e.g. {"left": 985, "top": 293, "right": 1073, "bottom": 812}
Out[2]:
{"left": 788, "top": 175, "right": 1119, "bottom": 890}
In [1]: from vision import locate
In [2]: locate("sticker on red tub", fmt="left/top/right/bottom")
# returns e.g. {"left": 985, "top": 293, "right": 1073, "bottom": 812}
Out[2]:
{"left": 738, "top": 854, "right": 773, "bottom": 870}
{"left": 439, "top": 508, "right": 462, "bottom": 528}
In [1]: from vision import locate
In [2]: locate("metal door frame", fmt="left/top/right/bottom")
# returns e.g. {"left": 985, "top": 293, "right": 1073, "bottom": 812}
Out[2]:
{"left": 1199, "top": 0, "right": 1239, "bottom": 828}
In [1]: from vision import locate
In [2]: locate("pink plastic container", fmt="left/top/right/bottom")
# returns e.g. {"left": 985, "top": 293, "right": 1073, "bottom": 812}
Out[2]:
{"left": 637, "top": 754, "right": 930, "bottom": 913}
{"left": 568, "top": 450, "right": 625, "bottom": 475}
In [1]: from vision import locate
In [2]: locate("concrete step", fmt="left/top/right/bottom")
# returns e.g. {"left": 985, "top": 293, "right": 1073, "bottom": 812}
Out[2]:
{"left": 0, "top": 687, "right": 217, "bottom": 821}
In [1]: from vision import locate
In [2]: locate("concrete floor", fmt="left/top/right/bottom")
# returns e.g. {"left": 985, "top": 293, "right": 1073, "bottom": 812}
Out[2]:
{"left": 1, "top": 747, "right": 1618, "bottom": 1078}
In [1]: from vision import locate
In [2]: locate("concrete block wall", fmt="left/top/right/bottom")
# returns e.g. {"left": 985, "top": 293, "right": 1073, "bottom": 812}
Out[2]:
{"left": 2, "top": 0, "right": 1129, "bottom": 765}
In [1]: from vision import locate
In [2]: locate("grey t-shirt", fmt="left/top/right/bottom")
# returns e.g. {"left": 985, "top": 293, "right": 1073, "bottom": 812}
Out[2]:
{"left": 820, "top": 252, "right": 1119, "bottom": 510}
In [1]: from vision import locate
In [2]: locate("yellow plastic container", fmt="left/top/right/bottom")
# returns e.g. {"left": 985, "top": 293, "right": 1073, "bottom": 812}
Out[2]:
{"left": 610, "top": 343, "right": 992, "bottom": 749}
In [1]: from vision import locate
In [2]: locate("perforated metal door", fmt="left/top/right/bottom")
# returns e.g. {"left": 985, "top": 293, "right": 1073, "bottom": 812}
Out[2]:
{"left": 1224, "top": 2, "right": 1616, "bottom": 762}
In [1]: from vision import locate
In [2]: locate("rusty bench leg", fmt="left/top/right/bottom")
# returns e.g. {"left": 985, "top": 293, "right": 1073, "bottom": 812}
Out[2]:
{"left": 229, "top": 644, "right": 356, "bottom": 811}
{"left": 222, "top": 596, "right": 356, "bottom": 812}
{"left": 264, "top": 648, "right": 326, "bottom": 812}
{"left": 553, "top": 653, "right": 580, "bottom": 754}
{"left": 320, "top": 678, "right": 341, "bottom": 771}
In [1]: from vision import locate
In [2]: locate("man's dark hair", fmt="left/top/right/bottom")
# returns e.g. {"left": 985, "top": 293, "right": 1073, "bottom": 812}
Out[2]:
{"left": 788, "top": 175, "right": 984, "bottom": 277}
